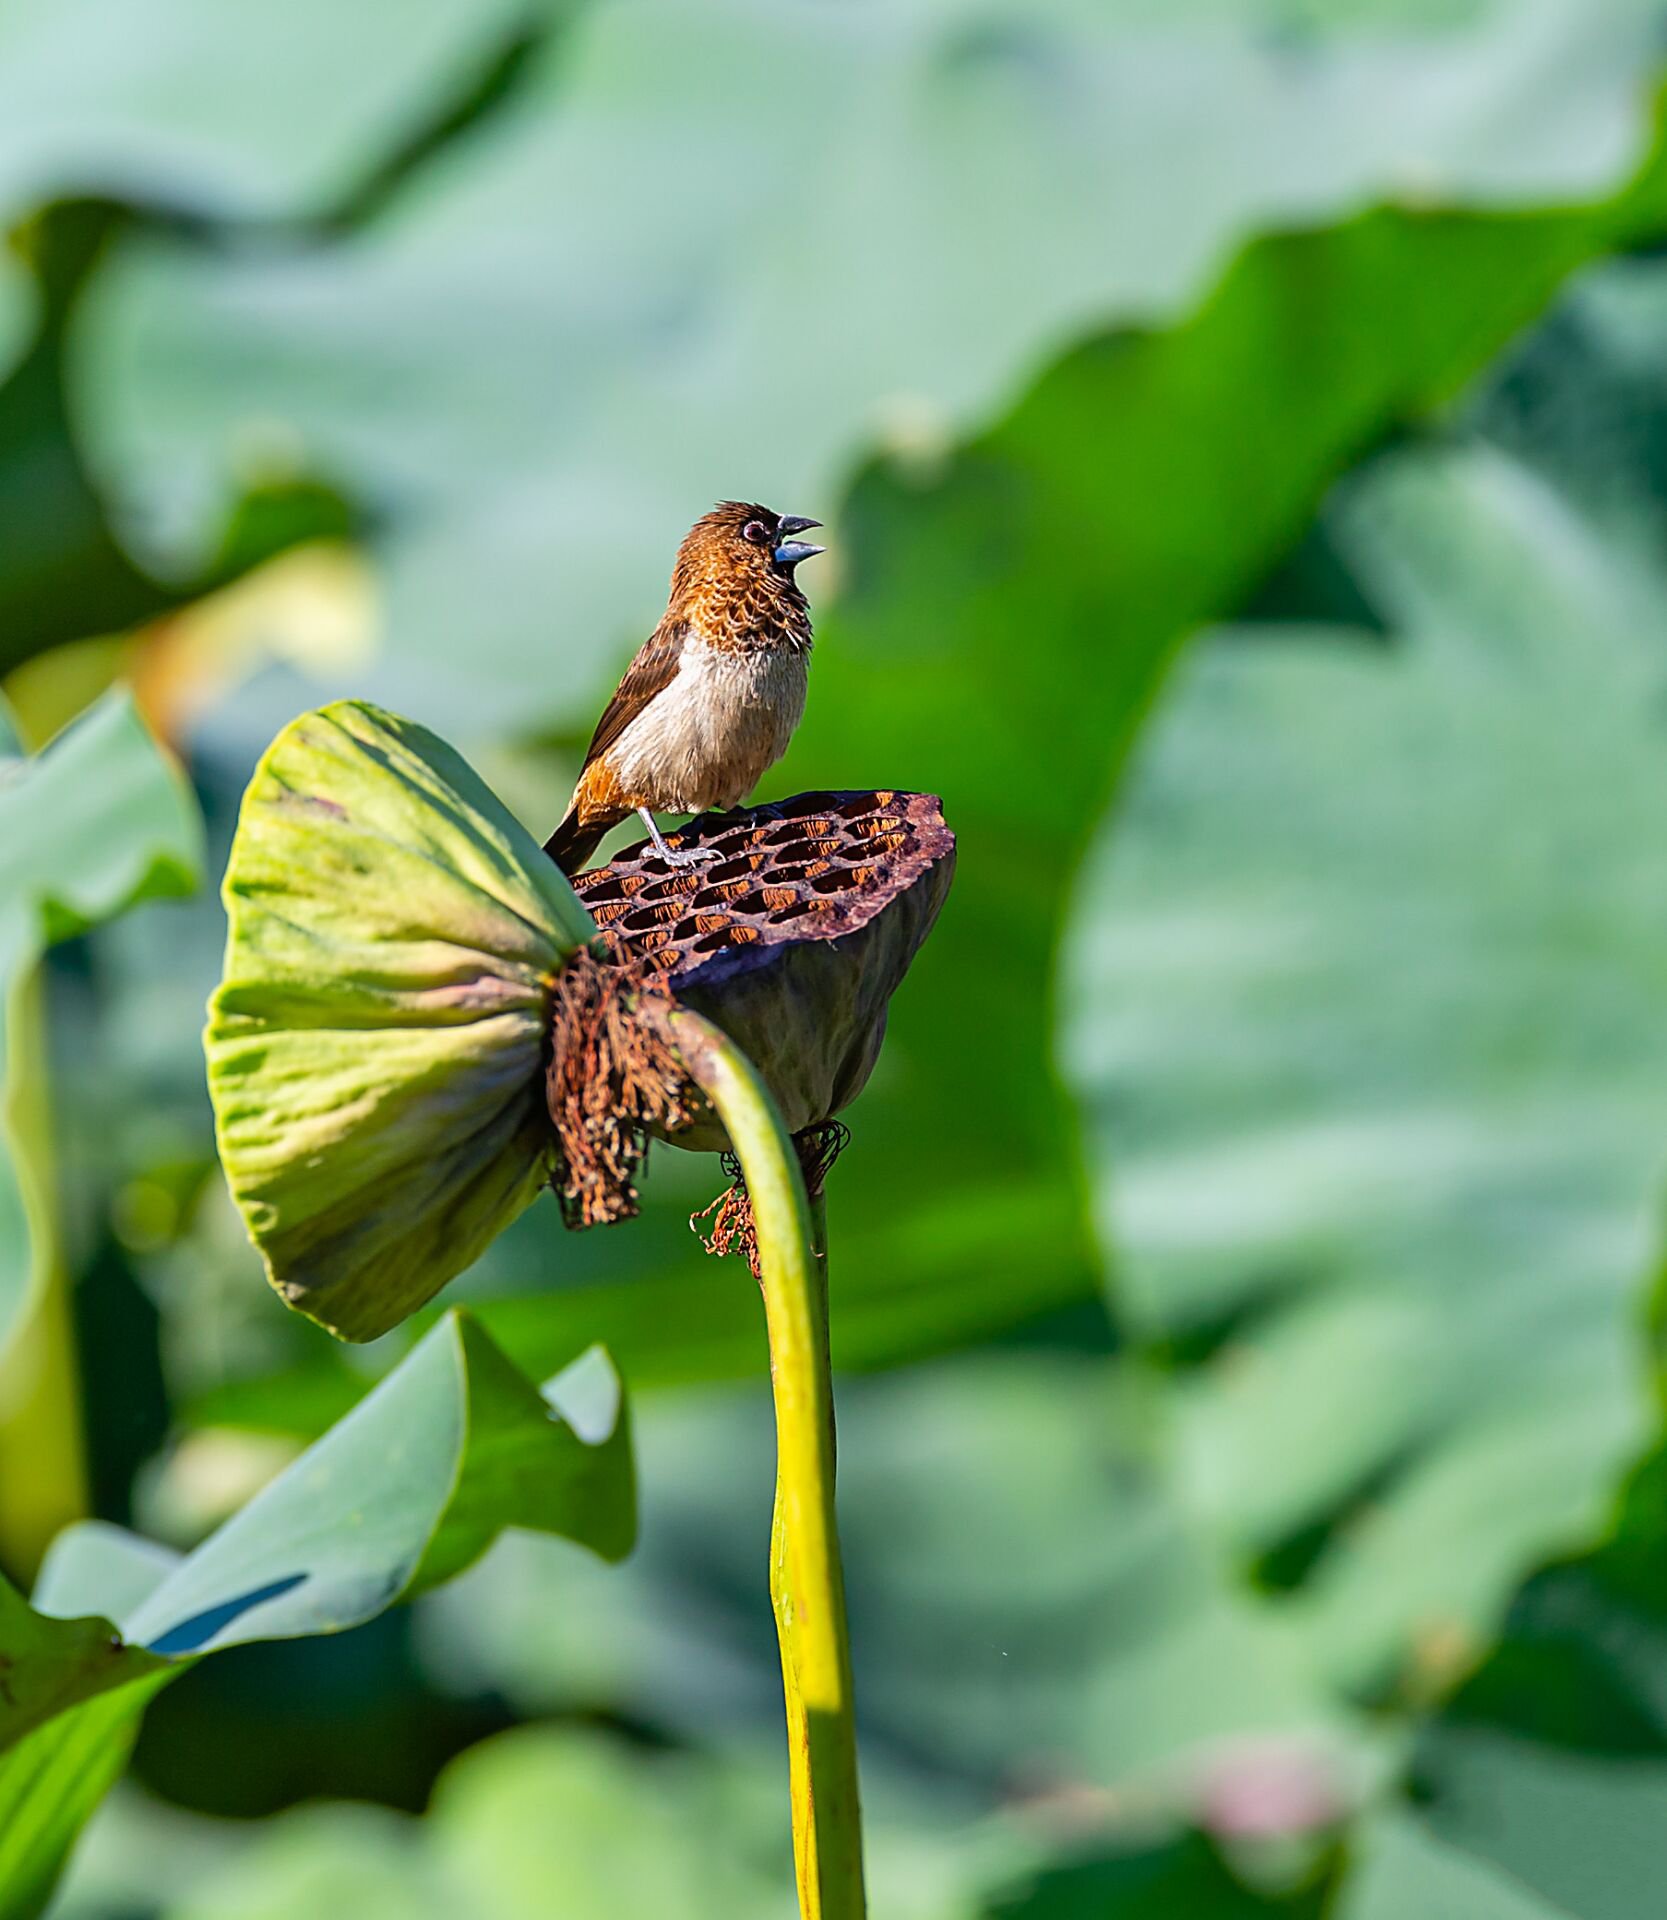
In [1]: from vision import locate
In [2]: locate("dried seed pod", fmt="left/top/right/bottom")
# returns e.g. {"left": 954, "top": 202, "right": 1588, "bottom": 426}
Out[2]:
{"left": 572, "top": 790, "right": 955, "bottom": 1153}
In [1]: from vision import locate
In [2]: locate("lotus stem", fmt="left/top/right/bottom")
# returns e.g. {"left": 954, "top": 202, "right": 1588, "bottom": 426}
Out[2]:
{"left": 666, "top": 1008, "right": 866, "bottom": 1920}
{"left": 0, "top": 964, "right": 88, "bottom": 1577}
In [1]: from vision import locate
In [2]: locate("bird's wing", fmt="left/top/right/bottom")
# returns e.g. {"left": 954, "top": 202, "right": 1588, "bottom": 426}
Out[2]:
{"left": 580, "top": 618, "right": 687, "bottom": 771}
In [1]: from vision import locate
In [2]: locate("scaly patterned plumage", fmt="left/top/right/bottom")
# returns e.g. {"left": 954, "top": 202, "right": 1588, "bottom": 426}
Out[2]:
{"left": 545, "top": 502, "right": 822, "bottom": 874}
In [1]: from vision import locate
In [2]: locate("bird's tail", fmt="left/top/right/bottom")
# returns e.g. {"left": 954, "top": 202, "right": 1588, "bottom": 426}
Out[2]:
{"left": 543, "top": 806, "right": 608, "bottom": 877}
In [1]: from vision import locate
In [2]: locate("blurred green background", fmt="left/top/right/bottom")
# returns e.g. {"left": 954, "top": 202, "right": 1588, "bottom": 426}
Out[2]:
{"left": 6, "top": 0, "right": 1667, "bottom": 1913}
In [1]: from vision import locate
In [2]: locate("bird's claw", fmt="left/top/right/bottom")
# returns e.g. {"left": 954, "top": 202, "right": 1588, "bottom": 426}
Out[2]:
{"left": 659, "top": 844, "right": 720, "bottom": 867}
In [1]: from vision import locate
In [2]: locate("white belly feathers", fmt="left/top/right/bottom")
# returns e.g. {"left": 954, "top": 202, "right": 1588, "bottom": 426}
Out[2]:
{"left": 606, "top": 639, "right": 808, "bottom": 813}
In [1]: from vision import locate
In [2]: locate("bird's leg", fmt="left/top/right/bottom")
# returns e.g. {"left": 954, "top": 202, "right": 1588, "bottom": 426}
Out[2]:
{"left": 636, "top": 807, "right": 717, "bottom": 867}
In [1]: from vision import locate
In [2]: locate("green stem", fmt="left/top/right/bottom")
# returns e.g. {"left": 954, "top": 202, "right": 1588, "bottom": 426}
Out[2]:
{"left": 0, "top": 964, "right": 88, "bottom": 1579}
{"left": 668, "top": 1009, "right": 866, "bottom": 1920}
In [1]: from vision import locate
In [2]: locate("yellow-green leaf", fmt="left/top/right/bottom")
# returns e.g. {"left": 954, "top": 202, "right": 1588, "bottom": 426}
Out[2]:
{"left": 206, "top": 700, "right": 594, "bottom": 1340}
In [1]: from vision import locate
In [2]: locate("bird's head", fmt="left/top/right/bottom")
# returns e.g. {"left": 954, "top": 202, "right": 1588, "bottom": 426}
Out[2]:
{"left": 670, "top": 502, "right": 825, "bottom": 646}
{"left": 718, "top": 501, "right": 824, "bottom": 574}
{"left": 674, "top": 501, "right": 824, "bottom": 599}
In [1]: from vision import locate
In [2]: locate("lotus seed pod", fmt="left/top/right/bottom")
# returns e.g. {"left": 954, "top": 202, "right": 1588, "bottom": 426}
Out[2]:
{"left": 571, "top": 791, "right": 956, "bottom": 1153}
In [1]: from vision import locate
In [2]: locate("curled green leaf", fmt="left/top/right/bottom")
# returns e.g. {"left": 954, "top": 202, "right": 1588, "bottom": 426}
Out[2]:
{"left": 206, "top": 700, "right": 596, "bottom": 1341}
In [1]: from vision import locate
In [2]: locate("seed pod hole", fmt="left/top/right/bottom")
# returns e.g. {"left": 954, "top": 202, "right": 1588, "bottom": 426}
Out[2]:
{"left": 571, "top": 789, "right": 953, "bottom": 990}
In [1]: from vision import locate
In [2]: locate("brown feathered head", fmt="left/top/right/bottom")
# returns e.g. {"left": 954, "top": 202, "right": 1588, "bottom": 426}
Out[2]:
{"left": 670, "top": 501, "right": 825, "bottom": 616}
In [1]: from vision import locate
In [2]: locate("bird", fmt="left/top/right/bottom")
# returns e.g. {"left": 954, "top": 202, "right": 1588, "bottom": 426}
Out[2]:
{"left": 544, "top": 501, "right": 826, "bottom": 875}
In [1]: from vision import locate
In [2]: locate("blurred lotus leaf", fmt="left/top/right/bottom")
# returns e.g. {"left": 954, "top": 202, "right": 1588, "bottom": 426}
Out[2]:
{"left": 1338, "top": 1449, "right": 1667, "bottom": 1920}
{"left": 0, "top": 0, "right": 547, "bottom": 230}
{"left": 73, "top": 0, "right": 1667, "bottom": 726}
{"left": 0, "top": 250, "right": 34, "bottom": 386}
{"left": 206, "top": 700, "right": 595, "bottom": 1341}
{"left": 136, "top": 1725, "right": 799, "bottom": 1920}
{"left": 0, "top": 687, "right": 200, "bottom": 1357}
{"left": 421, "top": 1352, "right": 1373, "bottom": 1800}
{"left": 1068, "top": 421, "right": 1667, "bottom": 1693}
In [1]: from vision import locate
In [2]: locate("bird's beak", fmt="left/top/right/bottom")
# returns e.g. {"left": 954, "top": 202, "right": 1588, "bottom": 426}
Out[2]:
{"left": 774, "top": 516, "right": 825, "bottom": 569}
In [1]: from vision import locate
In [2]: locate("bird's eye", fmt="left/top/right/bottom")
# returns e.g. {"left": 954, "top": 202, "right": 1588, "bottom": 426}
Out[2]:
{"left": 742, "top": 520, "right": 769, "bottom": 545}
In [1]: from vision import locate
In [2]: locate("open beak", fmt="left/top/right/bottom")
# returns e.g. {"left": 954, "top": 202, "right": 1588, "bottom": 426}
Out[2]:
{"left": 774, "top": 515, "right": 825, "bottom": 569}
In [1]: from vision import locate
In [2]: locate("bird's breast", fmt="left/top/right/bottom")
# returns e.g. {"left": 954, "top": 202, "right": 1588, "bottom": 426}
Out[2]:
{"left": 604, "top": 639, "right": 808, "bottom": 814}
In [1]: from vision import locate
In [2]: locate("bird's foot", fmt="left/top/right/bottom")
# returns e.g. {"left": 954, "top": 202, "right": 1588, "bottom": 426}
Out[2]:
{"left": 635, "top": 807, "right": 719, "bottom": 868}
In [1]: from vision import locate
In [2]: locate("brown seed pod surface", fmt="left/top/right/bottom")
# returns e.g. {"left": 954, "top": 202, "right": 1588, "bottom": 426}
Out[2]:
{"left": 572, "top": 790, "right": 955, "bottom": 1151}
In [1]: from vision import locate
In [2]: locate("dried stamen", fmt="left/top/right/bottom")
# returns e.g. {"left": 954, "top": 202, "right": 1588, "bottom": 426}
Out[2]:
{"left": 547, "top": 946, "right": 693, "bottom": 1228}
{"left": 690, "top": 1150, "right": 758, "bottom": 1272}
{"left": 689, "top": 1121, "right": 851, "bottom": 1277}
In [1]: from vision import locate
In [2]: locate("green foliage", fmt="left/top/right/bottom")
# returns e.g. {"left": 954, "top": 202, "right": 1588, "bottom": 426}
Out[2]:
{"left": 136, "top": 1727, "right": 796, "bottom": 1920}
{"left": 0, "top": 1311, "right": 631, "bottom": 1916}
{"left": 0, "top": 255, "right": 33, "bottom": 387}
{"left": 0, "top": 0, "right": 545, "bottom": 230}
{"left": 1372, "top": 1446, "right": 1667, "bottom": 1917}
{"left": 0, "top": 689, "right": 200, "bottom": 1357}
{"left": 1068, "top": 426, "right": 1667, "bottom": 1691}
{"left": 0, "top": 1684, "right": 172, "bottom": 1920}
{"left": 69, "top": 0, "right": 1667, "bottom": 722}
